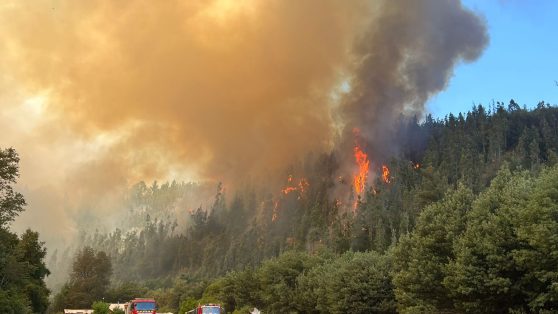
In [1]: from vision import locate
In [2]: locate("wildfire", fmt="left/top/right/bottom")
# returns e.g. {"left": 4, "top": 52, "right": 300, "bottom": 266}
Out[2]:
{"left": 382, "top": 165, "right": 390, "bottom": 183}
{"left": 351, "top": 128, "right": 370, "bottom": 211}
{"left": 353, "top": 144, "right": 370, "bottom": 196}
{"left": 298, "top": 178, "right": 309, "bottom": 194}
{"left": 280, "top": 175, "right": 308, "bottom": 196}
{"left": 282, "top": 186, "right": 297, "bottom": 195}
{"left": 344, "top": 129, "right": 395, "bottom": 209}
{"left": 413, "top": 162, "right": 421, "bottom": 169}
{"left": 272, "top": 175, "right": 309, "bottom": 221}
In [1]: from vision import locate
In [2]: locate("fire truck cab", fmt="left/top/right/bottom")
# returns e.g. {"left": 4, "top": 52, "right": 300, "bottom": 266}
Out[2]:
{"left": 124, "top": 298, "right": 158, "bottom": 314}
{"left": 186, "top": 304, "right": 224, "bottom": 314}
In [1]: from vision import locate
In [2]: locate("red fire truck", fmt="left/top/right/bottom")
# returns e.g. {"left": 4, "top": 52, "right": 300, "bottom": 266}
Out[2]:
{"left": 186, "top": 304, "right": 224, "bottom": 314}
{"left": 124, "top": 298, "right": 158, "bottom": 314}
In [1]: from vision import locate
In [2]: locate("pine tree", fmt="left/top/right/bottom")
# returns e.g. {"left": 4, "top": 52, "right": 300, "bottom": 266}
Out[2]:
{"left": 393, "top": 184, "right": 474, "bottom": 312}
{"left": 444, "top": 167, "right": 531, "bottom": 313}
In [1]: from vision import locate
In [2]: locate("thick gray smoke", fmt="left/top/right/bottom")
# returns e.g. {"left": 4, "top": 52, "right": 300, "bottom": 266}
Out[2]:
{"left": 339, "top": 0, "right": 488, "bottom": 161}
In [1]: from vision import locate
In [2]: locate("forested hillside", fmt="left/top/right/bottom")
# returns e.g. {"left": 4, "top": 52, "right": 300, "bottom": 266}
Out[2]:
{"left": 49, "top": 102, "right": 558, "bottom": 313}
{"left": 171, "top": 164, "right": 558, "bottom": 313}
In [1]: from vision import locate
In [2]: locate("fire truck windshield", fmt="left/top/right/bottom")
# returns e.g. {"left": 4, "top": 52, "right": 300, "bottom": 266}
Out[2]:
{"left": 135, "top": 302, "right": 156, "bottom": 310}
{"left": 202, "top": 306, "right": 221, "bottom": 314}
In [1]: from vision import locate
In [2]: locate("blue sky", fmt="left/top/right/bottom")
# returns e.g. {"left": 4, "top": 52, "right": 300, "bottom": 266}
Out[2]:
{"left": 427, "top": 0, "right": 558, "bottom": 118}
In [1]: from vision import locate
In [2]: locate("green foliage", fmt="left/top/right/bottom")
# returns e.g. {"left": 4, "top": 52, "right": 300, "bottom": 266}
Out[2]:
{"left": 91, "top": 301, "right": 110, "bottom": 314}
{"left": 256, "top": 251, "right": 323, "bottom": 313}
{"left": 17, "top": 229, "right": 51, "bottom": 313}
{"left": 179, "top": 249, "right": 396, "bottom": 313}
{"left": 393, "top": 184, "right": 474, "bottom": 312}
{"left": 76, "top": 105, "right": 558, "bottom": 286}
{"left": 298, "top": 251, "right": 396, "bottom": 313}
{"left": 200, "top": 269, "right": 259, "bottom": 312}
{"left": 0, "top": 147, "right": 50, "bottom": 313}
{"left": 178, "top": 297, "right": 198, "bottom": 314}
{"left": 512, "top": 166, "right": 558, "bottom": 311}
{"left": 0, "top": 288, "right": 32, "bottom": 314}
{"left": 444, "top": 168, "right": 531, "bottom": 312}
{"left": 52, "top": 247, "right": 112, "bottom": 311}
{"left": 0, "top": 148, "right": 26, "bottom": 228}
{"left": 393, "top": 164, "right": 558, "bottom": 313}
{"left": 107, "top": 282, "right": 148, "bottom": 303}
{"left": 48, "top": 105, "right": 558, "bottom": 313}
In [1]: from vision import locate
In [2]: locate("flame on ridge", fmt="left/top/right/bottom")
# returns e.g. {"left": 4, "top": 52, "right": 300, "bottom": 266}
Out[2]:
{"left": 352, "top": 129, "right": 370, "bottom": 207}
{"left": 353, "top": 144, "right": 370, "bottom": 196}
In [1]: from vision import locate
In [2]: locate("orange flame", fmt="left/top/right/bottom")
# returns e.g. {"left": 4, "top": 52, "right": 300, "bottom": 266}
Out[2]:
{"left": 413, "top": 162, "right": 420, "bottom": 169}
{"left": 272, "top": 175, "right": 309, "bottom": 221}
{"left": 282, "top": 186, "right": 297, "bottom": 195}
{"left": 353, "top": 145, "right": 370, "bottom": 196}
{"left": 298, "top": 178, "right": 309, "bottom": 194}
{"left": 382, "top": 165, "right": 390, "bottom": 183}
{"left": 281, "top": 176, "right": 308, "bottom": 196}
{"left": 351, "top": 128, "right": 370, "bottom": 211}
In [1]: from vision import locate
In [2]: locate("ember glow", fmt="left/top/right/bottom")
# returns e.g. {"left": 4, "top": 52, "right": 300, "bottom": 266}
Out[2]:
{"left": 280, "top": 175, "right": 308, "bottom": 196}
{"left": 282, "top": 186, "right": 298, "bottom": 195}
{"left": 272, "top": 175, "right": 309, "bottom": 221}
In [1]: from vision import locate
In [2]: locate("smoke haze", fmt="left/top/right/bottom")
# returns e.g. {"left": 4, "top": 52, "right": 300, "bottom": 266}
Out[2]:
{"left": 0, "top": 0, "right": 487, "bottom": 246}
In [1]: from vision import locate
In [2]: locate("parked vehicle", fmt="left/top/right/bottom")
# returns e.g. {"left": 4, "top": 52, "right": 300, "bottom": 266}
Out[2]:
{"left": 186, "top": 304, "right": 224, "bottom": 314}
{"left": 124, "top": 298, "right": 158, "bottom": 314}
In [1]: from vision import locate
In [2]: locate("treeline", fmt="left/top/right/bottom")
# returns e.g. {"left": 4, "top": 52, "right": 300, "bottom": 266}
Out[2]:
{"left": 0, "top": 148, "right": 50, "bottom": 313}
{"left": 153, "top": 164, "right": 558, "bottom": 313}
{"left": 51, "top": 102, "right": 558, "bottom": 312}
{"left": 50, "top": 247, "right": 112, "bottom": 312}
{"left": 74, "top": 101, "right": 558, "bottom": 281}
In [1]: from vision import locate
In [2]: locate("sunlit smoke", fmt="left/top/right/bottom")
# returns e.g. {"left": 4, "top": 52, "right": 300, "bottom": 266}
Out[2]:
{"left": 0, "top": 0, "right": 488, "bottom": 249}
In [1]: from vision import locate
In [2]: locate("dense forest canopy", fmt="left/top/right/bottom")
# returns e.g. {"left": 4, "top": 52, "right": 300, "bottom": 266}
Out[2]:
{"left": 42, "top": 102, "right": 558, "bottom": 313}
{"left": 2, "top": 101, "right": 558, "bottom": 313}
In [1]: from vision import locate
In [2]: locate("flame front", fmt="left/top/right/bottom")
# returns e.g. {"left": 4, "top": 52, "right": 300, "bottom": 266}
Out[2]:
{"left": 353, "top": 144, "right": 370, "bottom": 198}
{"left": 280, "top": 175, "right": 308, "bottom": 197}
{"left": 282, "top": 186, "right": 297, "bottom": 195}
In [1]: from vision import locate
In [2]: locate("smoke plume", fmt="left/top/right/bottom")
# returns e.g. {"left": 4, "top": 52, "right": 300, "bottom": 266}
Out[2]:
{"left": 338, "top": 0, "right": 488, "bottom": 161}
{"left": 0, "top": 0, "right": 487, "bottom": 245}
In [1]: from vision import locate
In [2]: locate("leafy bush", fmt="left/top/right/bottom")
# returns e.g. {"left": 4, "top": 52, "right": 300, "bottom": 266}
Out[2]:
{"left": 92, "top": 301, "right": 110, "bottom": 314}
